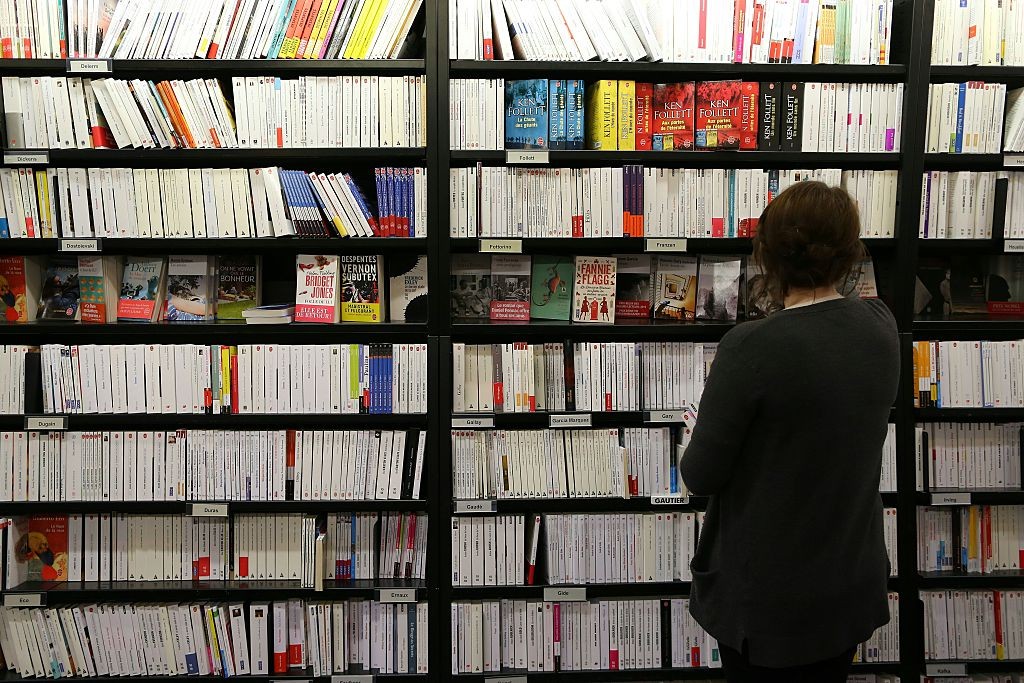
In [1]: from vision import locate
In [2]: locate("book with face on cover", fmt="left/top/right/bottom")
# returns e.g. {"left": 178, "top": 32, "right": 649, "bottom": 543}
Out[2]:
{"left": 695, "top": 256, "right": 743, "bottom": 322}
{"left": 572, "top": 256, "right": 617, "bottom": 324}
{"left": 13, "top": 516, "right": 69, "bottom": 582}
{"left": 652, "top": 255, "right": 698, "bottom": 321}
{"left": 0, "top": 255, "right": 41, "bottom": 322}
{"left": 451, "top": 254, "right": 492, "bottom": 319}
{"left": 529, "top": 255, "right": 573, "bottom": 321}
{"left": 743, "top": 260, "right": 782, "bottom": 320}
{"left": 986, "top": 255, "right": 1024, "bottom": 316}
{"left": 294, "top": 254, "right": 341, "bottom": 323}
{"left": 489, "top": 255, "right": 531, "bottom": 321}
{"left": 37, "top": 256, "right": 81, "bottom": 321}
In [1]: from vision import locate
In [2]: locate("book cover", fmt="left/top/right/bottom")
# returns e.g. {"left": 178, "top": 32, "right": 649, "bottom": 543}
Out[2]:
{"left": 505, "top": 79, "right": 549, "bottom": 149}
{"left": 529, "top": 255, "right": 573, "bottom": 321}
{"left": 615, "top": 254, "right": 652, "bottom": 319}
{"left": 549, "top": 79, "right": 567, "bottom": 150}
{"left": 117, "top": 257, "right": 167, "bottom": 322}
{"left": 572, "top": 256, "right": 617, "bottom": 324}
{"left": 489, "top": 255, "right": 531, "bottom": 321}
{"left": 216, "top": 255, "right": 262, "bottom": 320}
{"left": 739, "top": 81, "right": 759, "bottom": 149}
{"left": 37, "top": 256, "right": 80, "bottom": 321}
{"left": 14, "top": 516, "right": 69, "bottom": 581}
{"left": 839, "top": 259, "right": 880, "bottom": 299}
{"left": 566, "top": 79, "right": 585, "bottom": 150}
{"left": 165, "top": 255, "right": 215, "bottom": 322}
{"left": 986, "top": 255, "right": 1024, "bottom": 315}
{"left": 651, "top": 82, "right": 695, "bottom": 151}
{"left": 743, "top": 260, "right": 782, "bottom": 320}
{"left": 695, "top": 80, "right": 742, "bottom": 150}
{"left": 635, "top": 82, "right": 654, "bottom": 151}
{"left": 652, "top": 255, "right": 698, "bottom": 321}
{"left": 388, "top": 254, "right": 429, "bottom": 323}
{"left": 782, "top": 82, "right": 803, "bottom": 151}
{"left": 294, "top": 254, "right": 341, "bottom": 324}
{"left": 0, "top": 255, "right": 40, "bottom": 322}
{"left": 585, "top": 80, "right": 618, "bottom": 150}
{"left": 78, "top": 255, "right": 121, "bottom": 324}
{"left": 914, "top": 257, "right": 952, "bottom": 320}
{"left": 759, "top": 81, "right": 781, "bottom": 149}
{"left": 451, "top": 254, "right": 492, "bottom": 319}
{"left": 949, "top": 255, "right": 988, "bottom": 316}
{"left": 340, "top": 255, "right": 384, "bottom": 323}
{"left": 695, "top": 256, "right": 743, "bottom": 322}
{"left": 617, "top": 80, "right": 636, "bottom": 152}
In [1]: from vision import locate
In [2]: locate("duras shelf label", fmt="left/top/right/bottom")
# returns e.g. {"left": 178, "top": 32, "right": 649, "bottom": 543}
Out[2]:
{"left": 925, "top": 663, "right": 967, "bottom": 676}
{"left": 452, "top": 416, "right": 495, "bottom": 428}
{"left": 189, "top": 502, "right": 229, "bottom": 517}
{"left": 479, "top": 239, "right": 523, "bottom": 254}
{"left": 331, "top": 677, "right": 374, "bottom": 683}
{"left": 1005, "top": 154, "right": 1024, "bottom": 168}
{"left": 454, "top": 499, "right": 497, "bottom": 514}
{"left": 3, "top": 593, "right": 44, "bottom": 607}
{"left": 1006, "top": 239, "right": 1024, "bottom": 253}
{"left": 486, "top": 677, "right": 528, "bottom": 683}
{"left": 377, "top": 588, "right": 416, "bottom": 603}
{"left": 59, "top": 238, "right": 101, "bottom": 253}
{"left": 644, "top": 238, "right": 688, "bottom": 253}
{"left": 67, "top": 58, "right": 113, "bottom": 74}
{"left": 506, "top": 150, "right": 549, "bottom": 165}
{"left": 549, "top": 413, "right": 592, "bottom": 428}
{"left": 651, "top": 495, "right": 690, "bottom": 505}
{"left": 3, "top": 151, "right": 48, "bottom": 165}
{"left": 543, "top": 587, "right": 586, "bottom": 602}
{"left": 24, "top": 415, "right": 68, "bottom": 431}
{"left": 931, "top": 493, "right": 971, "bottom": 506}
{"left": 644, "top": 410, "right": 685, "bottom": 424}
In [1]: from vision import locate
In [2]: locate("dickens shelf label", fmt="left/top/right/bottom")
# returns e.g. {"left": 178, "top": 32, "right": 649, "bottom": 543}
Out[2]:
{"left": 452, "top": 416, "right": 495, "bottom": 428}
{"left": 506, "top": 150, "right": 549, "bottom": 164}
{"left": 3, "top": 151, "right": 48, "bottom": 165}
{"left": 3, "top": 593, "right": 44, "bottom": 607}
{"left": 645, "top": 238, "right": 688, "bottom": 253}
{"left": 543, "top": 587, "right": 586, "bottom": 601}
{"left": 60, "top": 238, "right": 101, "bottom": 252}
{"left": 189, "top": 503, "right": 228, "bottom": 517}
{"left": 931, "top": 493, "right": 971, "bottom": 506}
{"left": 25, "top": 415, "right": 68, "bottom": 431}
{"left": 549, "top": 413, "right": 592, "bottom": 428}
{"left": 454, "top": 499, "right": 497, "bottom": 514}
{"left": 67, "top": 58, "right": 113, "bottom": 73}
{"left": 479, "top": 239, "right": 523, "bottom": 254}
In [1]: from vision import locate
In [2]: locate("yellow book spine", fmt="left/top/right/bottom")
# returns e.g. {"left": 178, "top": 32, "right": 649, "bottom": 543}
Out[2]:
{"left": 220, "top": 346, "right": 230, "bottom": 410}
{"left": 309, "top": 0, "right": 341, "bottom": 58}
{"left": 342, "top": 0, "right": 377, "bottom": 59}
{"left": 303, "top": 0, "right": 336, "bottom": 58}
{"left": 617, "top": 80, "right": 635, "bottom": 152}
{"left": 355, "top": 0, "right": 391, "bottom": 58}
{"left": 585, "top": 80, "right": 618, "bottom": 150}
{"left": 35, "top": 170, "right": 52, "bottom": 238}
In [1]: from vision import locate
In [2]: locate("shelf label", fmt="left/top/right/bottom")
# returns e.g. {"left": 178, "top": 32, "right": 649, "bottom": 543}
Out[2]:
{"left": 377, "top": 588, "right": 416, "bottom": 603}
{"left": 479, "top": 239, "right": 523, "bottom": 254}
{"left": 1005, "top": 155, "right": 1024, "bottom": 168}
{"left": 59, "top": 238, "right": 100, "bottom": 253}
{"left": 67, "top": 58, "right": 112, "bottom": 74}
{"left": 506, "top": 150, "right": 549, "bottom": 165}
{"left": 651, "top": 495, "right": 690, "bottom": 505}
{"left": 454, "top": 499, "right": 497, "bottom": 514}
{"left": 3, "top": 151, "right": 48, "bottom": 165}
{"left": 486, "top": 678, "right": 528, "bottom": 683}
{"left": 452, "top": 416, "right": 495, "bottom": 428}
{"left": 645, "top": 410, "right": 685, "bottom": 424}
{"left": 331, "top": 677, "right": 373, "bottom": 683}
{"left": 1006, "top": 240, "right": 1024, "bottom": 253}
{"left": 3, "top": 593, "right": 44, "bottom": 607}
{"left": 274, "top": 680, "right": 311, "bottom": 683}
{"left": 24, "top": 415, "right": 67, "bottom": 431}
{"left": 549, "top": 413, "right": 592, "bottom": 428}
{"left": 925, "top": 663, "right": 967, "bottom": 676}
{"left": 189, "top": 503, "right": 228, "bottom": 517}
{"left": 931, "top": 493, "right": 971, "bottom": 506}
{"left": 543, "top": 587, "right": 587, "bottom": 601}
{"left": 645, "top": 238, "right": 688, "bottom": 253}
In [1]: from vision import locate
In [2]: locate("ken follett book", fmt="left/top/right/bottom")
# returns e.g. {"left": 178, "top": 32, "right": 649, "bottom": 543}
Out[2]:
{"left": 505, "top": 79, "right": 549, "bottom": 149}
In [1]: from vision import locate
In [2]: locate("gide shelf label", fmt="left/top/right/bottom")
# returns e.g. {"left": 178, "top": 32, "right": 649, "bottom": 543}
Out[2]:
{"left": 189, "top": 503, "right": 228, "bottom": 517}
{"left": 543, "top": 587, "right": 586, "bottom": 601}
{"left": 506, "top": 150, "right": 549, "bottom": 164}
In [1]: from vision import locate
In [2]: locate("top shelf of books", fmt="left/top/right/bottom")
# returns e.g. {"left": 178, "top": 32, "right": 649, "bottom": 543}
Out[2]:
{"left": 0, "top": 59, "right": 428, "bottom": 76}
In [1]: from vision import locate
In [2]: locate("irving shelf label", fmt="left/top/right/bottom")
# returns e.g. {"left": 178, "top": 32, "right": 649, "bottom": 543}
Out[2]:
{"left": 189, "top": 503, "right": 229, "bottom": 517}
{"left": 479, "top": 239, "right": 523, "bottom": 254}
{"left": 549, "top": 413, "right": 592, "bottom": 428}
{"left": 506, "top": 150, "right": 549, "bottom": 165}
{"left": 651, "top": 495, "right": 690, "bottom": 505}
{"left": 377, "top": 588, "right": 416, "bottom": 603}
{"left": 931, "top": 493, "right": 971, "bottom": 506}
{"left": 67, "top": 58, "right": 113, "bottom": 74}
{"left": 1006, "top": 240, "right": 1024, "bottom": 253}
{"left": 543, "top": 587, "right": 586, "bottom": 601}
{"left": 24, "top": 415, "right": 68, "bottom": 431}
{"left": 3, "top": 593, "right": 44, "bottom": 607}
{"left": 644, "top": 238, "right": 688, "bottom": 253}
{"left": 925, "top": 663, "right": 967, "bottom": 676}
{"left": 3, "top": 151, "right": 48, "bottom": 165}
{"left": 454, "top": 499, "right": 497, "bottom": 514}
{"left": 59, "top": 238, "right": 101, "bottom": 253}
{"left": 452, "top": 416, "right": 495, "bottom": 428}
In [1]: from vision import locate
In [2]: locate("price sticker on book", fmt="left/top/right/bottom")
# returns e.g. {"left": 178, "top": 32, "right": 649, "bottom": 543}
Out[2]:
{"left": 454, "top": 500, "right": 497, "bottom": 514}
{"left": 377, "top": 588, "right": 417, "bottom": 603}
{"left": 3, "top": 593, "right": 44, "bottom": 607}
{"left": 930, "top": 493, "right": 971, "bottom": 506}
{"left": 479, "top": 239, "right": 523, "bottom": 254}
{"left": 3, "top": 151, "right": 48, "bottom": 165}
{"left": 543, "top": 587, "right": 586, "bottom": 601}
{"left": 506, "top": 150, "right": 549, "bottom": 165}
{"left": 452, "top": 416, "right": 495, "bottom": 428}
{"left": 67, "top": 58, "right": 113, "bottom": 74}
{"left": 1006, "top": 240, "right": 1024, "bottom": 253}
{"left": 331, "top": 677, "right": 374, "bottom": 683}
{"left": 24, "top": 415, "right": 68, "bottom": 431}
{"left": 1005, "top": 155, "right": 1024, "bottom": 168}
{"left": 59, "top": 238, "right": 101, "bottom": 253}
{"left": 925, "top": 663, "right": 967, "bottom": 676}
{"left": 485, "top": 677, "right": 528, "bottom": 683}
{"left": 644, "top": 238, "right": 688, "bottom": 253}
{"left": 651, "top": 495, "right": 690, "bottom": 505}
{"left": 188, "top": 503, "right": 228, "bottom": 517}
{"left": 549, "top": 413, "right": 592, "bottom": 428}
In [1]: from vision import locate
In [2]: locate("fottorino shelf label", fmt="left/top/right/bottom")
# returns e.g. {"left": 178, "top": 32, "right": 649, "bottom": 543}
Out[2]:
{"left": 3, "top": 593, "right": 44, "bottom": 607}
{"left": 1005, "top": 154, "right": 1024, "bottom": 168}
{"left": 67, "top": 58, "right": 113, "bottom": 73}
{"left": 644, "top": 238, "right": 688, "bottom": 253}
{"left": 925, "top": 663, "right": 967, "bottom": 676}
{"left": 931, "top": 493, "right": 971, "bottom": 506}
{"left": 651, "top": 495, "right": 690, "bottom": 505}
{"left": 506, "top": 150, "right": 549, "bottom": 164}
{"left": 549, "top": 413, "right": 592, "bottom": 428}
{"left": 3, "top": 151, "right": 48, "bottom": 165}
{"left": 452, "top": 416, "right": 495, "bottom": 428}
{"left": 645, "top": 410, "right": 685, "bottom": 423}
{"left": 24, "top": 415, "right": 68, "bottom": 431}
{"left": 454, "top": 499, "right": 497, "bottom": 513}
{"left": 479, "top": 239, "right": 523, "bottom": 254}
{"left": 543, "top": 587, "right": 586, "bottom": 601}
{"left": 377, "top": 588, "right": 416, "bottom": 603}
{"left": 189, "top": 503, "right": 229, "bottom": 517}
{"left": 1006, "top": 239, "right": 1024, "bottom": 253}
{"left": 59, "top": 238, "right": 100, "bottom": 252}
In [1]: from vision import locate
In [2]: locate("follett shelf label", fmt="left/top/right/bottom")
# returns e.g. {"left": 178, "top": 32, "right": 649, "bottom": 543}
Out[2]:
{"left": 543, "top": 587, "right": 586, "bottom": 601}
{"left": 3, "top": 151, "right": 48, "bottom": 165}
{"left": 24, "top": 415, "right": 68, "bottom": 431}
{"left": 549, "top": 413, "right": 592, "bottom": 428}
{"left": 925, "top": 664, "right": 967, "bottom": 676}
{"left": 189, "top": 503, "right": 228, "bottom": 517}
{"left": 454, "top": 499, "right": 497, "bottom": 514}
{"left": 651, "top": 495, "right": 690, "bottom": 505}
{"left": 452, "top": 416, "right": 495, "bottom": 428}
{"left": 3, "top": 593, "right": 44, "bottom": 607}
{"left": 506, "top": 150, "right": 549, "bottom": 164}
{"left": 377, "top": 588, "right": 416, "bottom": 603}
{"left": 59, "top": 238, "right": 100, "bottom": 253}
{"left": 930, "top": 493, "right": 971, "bottom": 506}
{"left": 645, "top": 238, "right": 688, "bottom": 253}
{"left": 67, "top": 58, "right": 113, "bottom": 74}
{"left": 479, "top": 239, "right": 523, "bottom": 254}
{"left": 1006, "top": 240, "right": 1024, "bottom": 253}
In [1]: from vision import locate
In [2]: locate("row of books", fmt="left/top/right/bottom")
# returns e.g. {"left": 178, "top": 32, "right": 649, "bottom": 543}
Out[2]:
{"left": 915, "top": 255, "right": 1024, "bottom": 320}
{"left": 925, "top": 82, "right": 1012, "bottom": 154}
{"left": 0, "top": 600, "right": 430, "bottom": 678}
{"left": 322, "top": 512, "right": 428, "bottom": 581}
{"left": 918, "top": 423, "right": 1023, "bottom": 491}
{"left": 0, "top": 347, "right": 28, "bottom": 415}
{"left": 453, "top": 342, "right": 714, "bottom": 414}
{"left": 451, "top": 166, "right": 898, "bottom": 239}
{"left": 456, "top": 78, "right": 904, "bottom": 152}
{"left": 923, "top": 590, "right": 1024, "bottom": 661}
{"left": 452, "top": 0, "right": 894, "bottom": 65}
{"left": 919, "top": 171, "right": 1002, "bottom": 239}
{"left": 35, "top": 342, "right": 429, "bottom": 416}
{"left": 931, "top": 0, "right": 1024, "bottom": 66}
{"left": 0, "top": 166, "right": 427, "bottom": 240}
{"left": 912, "top": 340, "right": 1024, "bottom": 409}
{"left": 452, "top": 514, "right": 535, "bottom": 586}
{"left": 918, "top": 506, "right": 1024, "bottom": 574}
{"left": 0, "top": 429, "right": 427, "bottom": 503}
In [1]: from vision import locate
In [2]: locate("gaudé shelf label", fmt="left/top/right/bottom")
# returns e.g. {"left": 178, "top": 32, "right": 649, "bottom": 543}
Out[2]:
{"left": 24, "top": 415, "right": 68, "bottom": 431}
{"left": 549, "top": 413, "right": 592, "bottom": 428}
{"left": 454, "top": 499, "right": 497, "bottom": 514}
{"left": 3, "top": 593, "right": 44, "bottom": 607}
{"left": 452, "top": 416, "right": 495, "bottom": 428}
{"left": 189, "top": 503, "right": 228, "bottom": 517}
{"left": 377, "top": 588, "right": 416, "bottom": 603}
{"left": 930, "top": 493, "right": 971, "bottom": 506}
{"left": 644, "top": 238, "right": 688, "bottom": 253}
{"left": 506, "top": 150, "right": 549, "bottom": 165}
{"left": 543, "top": 587, "right": 586, "bottom": 601}
{"left": 67, "top": 58, "right": 113, "bottom": 74}
{"left": 60, "top": 238, "right": 101, "bottom": 253}
{"left": 479, "top": 239, "right": 523, "bottom": 254}
{"left": 3, "top": 151, "right": 48, "bottom": 165}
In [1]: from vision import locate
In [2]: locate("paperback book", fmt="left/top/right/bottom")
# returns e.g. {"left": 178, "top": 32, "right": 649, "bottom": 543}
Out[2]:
{"left": 12, "top": 516, "right": 69, "bottom": 582}
{"left": 695, "top": 256, "right": 743, "bottom": 321}
{"left": 652, "top": 256, "right": 698, "bottom": 321}
{"left": 695, "top": 80, "right": 742, "bottom": 149}
{"left": 451, "top": 254, "right": 492, "bottom": 319}
{"left": 78, "top": 255, "right": 121, "bottom": 324}
{"left": 340, "top": 255, "right": 384, "bottom": 323}
{"left": 651, "top": 82, "right": 695, "bottom": 151}
{"left": 294, "top": 254, "right": 341, "bottom": 324}
{"left": 489, "top": 255, "right": 531, "bottom": 321}
{"left": 743, "top": 261, "right": 782, "bottom": 320}
{"left": 987, "top": 256, "right": 1024, "bottom": 315}
{"left": 165, "top": 255, "right": 215, "bottom": 322}
{"left": 505, "top": 79, "right": 549, "bottom": 149}
{"left": 117, "top": 257, "right": 166, "bottom": 322}
{"left": 37, "top": 256, "right": 81, "bottom": 321}
{"left": 615, "top": 254, "right": 652, "bottom": 319}
{"left": 572, "top": 256, "right": 616, "bottom": 324}
{"left": 215, "top": 255, "right": 261, "bottom": 320}
{"left": 529, "top": 255, "right": 574, "bottom": 321}
{"left": 0, "top": 255, "right": 40, "bottom": 322}
{"left": 388, "top": 255, "right": 429, "bottom": 323}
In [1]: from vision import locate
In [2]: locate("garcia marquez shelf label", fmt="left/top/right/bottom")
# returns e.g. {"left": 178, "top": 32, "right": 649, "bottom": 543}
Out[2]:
{"left": 549, "top": 413, "right": 592, "bottom": 428}
{"left": 3, "top": 151, "right": 48, "bottom": 165}
{"left": 930, "top": 493, "right": 971, "bottom": 506}
{"left": 506, "top": 150, "right": 549, "bottom": 164}
{"left": 543, "top": 587, "right": 586, "bottom": 601}
{"left": 67, "top": 58, "right": 113, "bottom": 74}
{"left": 24, "top": 415, "right": 68, "bottom": 431}
{"left": 644, "top": 238, "right": 688, "bottom": 253}
{"left": 188, "top": 503, "right": 228, "bottom": 517}
{"left": 454, "top": 499, "right": 497, "bottom": 514}
{"left": 3, "top": 593, "right": 44, "bottom": 607}
{"left": 479, "top": 239, "right": 523, "bottom": 254}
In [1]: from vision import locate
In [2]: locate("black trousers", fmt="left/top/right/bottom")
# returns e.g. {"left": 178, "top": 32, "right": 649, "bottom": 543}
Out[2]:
{"left": 719, "top": 643, "right": 857, "bottom": 683}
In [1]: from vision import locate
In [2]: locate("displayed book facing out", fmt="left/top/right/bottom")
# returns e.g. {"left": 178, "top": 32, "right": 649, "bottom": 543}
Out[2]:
{"left": 37, "top": 255, "right": 81, "bottom": 321}
{"left": 116, "top": 257, "right": 167, "bottom": 323}
{"left": 0, "top": 346, "right": 29, "bottom": 415}
{"left": 489, "top": 255, "right": 531, "bottom": 321}
{"left": 914, "top": 255, "right": 1024, "bottom": 320}
{"left": 918, "top": 505, "right": 1024, "bottom": 574}
{"left": 450, "top": 254, "right": 492, "bottom": 319}
{"left": 77, "top": 255, "right": 122, "bottom": 324}
{"left": 529, "top": 256, "right": 574, "bottom": 321}
{"left": 388, "top": 255, "right": 429, "bottom": 323}
{"left": 165, "top": 256, "right": 216, "bottom": 322}
{"left": 572, "top": 256, "right": 616, "bottom": 324}
{"left": 295, "top": 254, "right": 341, "bottom": 323}
{"left": 925, "top": 82, "right": 1009, "bottom": 154}
{"left": 339, "top": 255, "right": 385, "bottom": 323}
{"left": 0, "top": 255, "right": 41, "bottom": 322}
{"left": 216, "top": 256, "right": 263, "bottom": 321}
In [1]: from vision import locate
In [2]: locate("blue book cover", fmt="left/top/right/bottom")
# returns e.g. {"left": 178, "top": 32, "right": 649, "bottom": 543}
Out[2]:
{"left": 408, "top": 171, "right": 417, "bottom": 237}
{"left": 409, "top": 607, "right": 417, "bottom": 670}
{"left": 549, "top": 80, "right": 567, "bottom": 150}
{"left": 768, "top": 170, "right": 779, "bottom": 201}
{"left": 0, "top": 214, "right": 8, "bottom": 239}
{"left": 954, "top": 83, "right": 966, "bottom": 153}
{"left": 566, "top": 79, "right": 584, "bottom": 149}
{"left": 505, "top": 79, "right": 549, "bottom": 149}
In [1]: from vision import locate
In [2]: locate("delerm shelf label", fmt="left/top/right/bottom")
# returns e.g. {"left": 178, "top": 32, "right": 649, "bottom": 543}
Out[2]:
{"left": 24, "top": 415, "right": 67, "bottom": 431}
{"left": 930, "top": 493, "right": 971, "bottom": 506}
{"left": 645, "top": 238, "right": 688, "bottom": 253}
{"left": 3, "top": 151, "right": 48, "bottom": 165}
{"left": 479, "top": 239, "right": 523, "bottom": 254}
{"left": 1005, "top": 154, "right": 1024, "bottom": 167}
{"left": 651, "top": 495, "right": 690, "bottom": 505}
{"left": 925, "top": 663, "right": 967, "bottom": 676}
{"left": 67, "top": 58, "right": 112, "bottom": 74}
{"left": 645, "top": 410, "right": 685, "bottom": 423}
{"left": 549, "top": 413, "right": 592, "bottom": 428}
{"left": 377, "top": 588, "right": 417, "bottom": 603}
{"left": 189, "top": 503, "right": 228, "bottom": 517}
{"left": 1006, "top": 240, "right": 1024, "bottom": 253}
{"left": 543, "top": 587, "right": 586, "bottom": 601}
{"left": 331, "top": 677, "right": 374, "bottom": 683}
{"left": 3, "top": 593, "right": 44, "bottom": 607}
{"left": 452, "top": 416, "right": 495, "bottom": 428}
{"left": 454, "top": 499, "right": 497, "bottom": 514}
{"left": 486, "top": 677, "right": 528, "bottom": 683}
{"left": 506, "top": 150, "right": 549, "bottom": 164}
{"left": 59, "top": 238, "right": 100, "bottom": 253}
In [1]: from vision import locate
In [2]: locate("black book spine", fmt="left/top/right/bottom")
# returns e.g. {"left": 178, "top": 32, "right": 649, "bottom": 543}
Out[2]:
{"left": 660, "top": 599, "right": 672, "bottom": 668}
{"left": 782, "top": 82, "right": 803, "bottom": 152}
{"left": 399, "top": 430, "right": 417, "bottom": 499}
{"left": 759, "top": 81, "right": 781, "bottom": 150}
{"left": 563, "top": 341, "right": 575, "bottom": 411}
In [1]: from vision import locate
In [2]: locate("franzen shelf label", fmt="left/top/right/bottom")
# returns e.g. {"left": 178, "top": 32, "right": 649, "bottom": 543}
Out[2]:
{"left": 1006, "top": 154, "right": 1024, "bottom": 167}
{"left": 188, "top": 502, "right": 228, "bottom": 517}
{"left": 506, "top": 150, "right": 549, "bottom": 164}
{"left": 59, "top": 238, "right": 100, "bottom": 253}
{"left": 479, "top": 239, "right": 523, "bottom": 254}
{"left": 24, "top": 415, "right": 67, "bottom": 431}
{"left": 3, "top": 593, "right": 44, "bottom": 607}
{"left": 644, "top": 238, "right": 688, "bottom": 253}
{"left": 377, "top": 588, "right": 416, "bottom": 603}
{"left": 486, "top": 677, "right": 528, "bottom": 683}
{"left": 452, "top": 416, "right": 495, "bottom": 428}
{"left": 331, "top": 677, "right": 374, "bottom": 683}
{"left": 454, "top": 499, "right": 497, "bottom": 514}
{"left": 931, "top": 493, "right": 971, "bottom": 506}
{"left": 651, "top": 495, "right": 690, "bottom": 505}
{"left": 67, "top": 58, "right": 112, "bottom": 74}
{"left": 925, "top": 663, "right": 967, "bottom": 676}
{"left": 543, "top": 587, "right": 586, "bottom": 601}
{"left": 3, "top": 151, "right": 48, "bottom": 165}
{"left": 1006, "top": 240, "right": 1024, "bottom": 253}
{"left": 645, "top": 410, "right": 685, "bottom": 424}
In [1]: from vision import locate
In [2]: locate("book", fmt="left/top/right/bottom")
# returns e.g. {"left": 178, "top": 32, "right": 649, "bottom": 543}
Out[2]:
{"left": 782, "top": 82, "right": 804, "bottom": 151}
{"left": 165, "top": 256, "right": 216, "bottom": 322}
{"left": 986, "top": 255, "right": 1024, "bottom": 315}
{"left": 116, "top": 257, "right": 166, "bottom": 323}
{"left": 388, "top": 255, "right": 429, "bottom": 323}
{"left": 566, "top": 79, "right": 585, "bottom": 149}
{"left": 759, "top": 81, "right": 781, "bottom": 149}
{"left": 615, "top": 254, "right": 652, "bottom": 319}
{"left": 635, "top": 82, "right": 654, "bottom": 151}
{"left": 839, "top": 259, "right": 880, "bottom": 299}
{"left": 13, "top": 516, "right": 69, "bottom": 582}
{"left": 695, "top": 80, "right": 743, "bottom": 149}
{"left": 651, "top": 256, "right": 698, "bottom": 321}
{"left": 294, "top": 254, "right": 341, "bottom": 324}
{"left": 78, "top": 255, "right": 122, "bottom": 324}
{"left": 949, "top": 255, "right": 989, "bottom": 316}
{"left": 242, "top": 304, "right": 296, "bottom": 319}
{"left": 743, "top": 261, "right": 782, "bottom": 320}
{"left": 695, "top": 256, "right": 743, "bottom": 321}
{"left": 739, "top": 81, "right": 760, "bottom": 149}
{"left": 548, "top": 80, "right": 567, "bottom": 150}
{"left": 585, "top": 80, "right": 618, "bottom": 150}
{"left": 529, "top": 255, "right": 574, "bottom": 321}
{"left": 572, "top": 256, "right": 617, "bottom": 324}
{"left": 914, "top": 257, "right": 953, "bottom": 320}
{"left": 451, "top": 254, "right": 492, "bottom": 319}
{"left": 37, "top": 256, "right": 81, "bottom": 321}
{"left": 489, "top": 255, "right": 531, "bottom": 321}
{"left": 0, "top": 255, "right": 41, "bottom": 322}
{"left": 617, "top": 80, "right": 636, "bottom": 151}
{"left": 216, "top": 256, "right": 262, "bottom": 320}
{"left": 504, "top": 79, "right": 549, "bottom": 149}
{"left": 651, "top": 82, "right": 695, "bottom": 151}
{"left": 339, "top": 255, "right": 384, "bottom": 323}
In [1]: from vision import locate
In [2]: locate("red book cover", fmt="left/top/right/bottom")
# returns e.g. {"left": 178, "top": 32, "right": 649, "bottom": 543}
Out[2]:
{"left": 16, "top": 516, "right": 69, "bottom": 581}
{"left": 695, "top": 80, "right": 742, "bottom": 150}
{"left": 739, "top": 82, "right": 759, "bottom": 149}
{"left": 651, "top": 83, "right": 695, "bottom": 151}
{"left": 635, "top": 83, "right": 654, "bottom": 151}
{"left": 230, "top": 354, "right": 239, "bottom": 414}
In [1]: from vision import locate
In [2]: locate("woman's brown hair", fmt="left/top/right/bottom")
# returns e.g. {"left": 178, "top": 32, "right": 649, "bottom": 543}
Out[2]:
{"left": 752, "top": 180, "right": 866, "bottom": 303}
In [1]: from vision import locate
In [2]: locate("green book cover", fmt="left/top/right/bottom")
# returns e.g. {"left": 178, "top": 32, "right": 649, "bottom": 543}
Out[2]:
{"left": 529, "top": 255, "right": 573, "bottom": 320}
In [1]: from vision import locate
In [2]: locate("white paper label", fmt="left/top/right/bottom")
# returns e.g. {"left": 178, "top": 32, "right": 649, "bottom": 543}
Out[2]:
{"left": 931, "top": 493, "right": 971, "bottom": 506}
{"left": 189, "top": 503, "right": 228, "bottom": 517}
{"left": 645, "top": 410, "right": 685, "bottom": 423}
{"left": 1006, "top": 240, "right": 1024, "bottom": 253}
{"left": 377, "top": 588, "right": 416, "bottom": 603}
{"left": 331, "top": 677, "right": 373, "bottom": 683}
{"left": 1005, "top": 154, "right": 1024, "bottom": 167}
{"left": 3, "top": 593, "right": 44, "bottom": 607}
{"left": 925, "top": 663, "right": 967, "bottom": 676}
{"left": 506, "top": 150, "right": 549, "bottom": 164}
{"left": 454, "top": 500, "right": 497, "bottom": 513}
{"left": 67, "top": 58, "right": 112, "bottom": 73}
{"left": 486, "top": 678, "right": 528, "bottom": 683}
{"left": 3, "top": 151, "right": 48, "bottom": 165}
{"left": 651, "top": 495, "right": 690, "bottom": 505}
{"left": 24, "top": 416, "right": 67, "bottom": 431}
{"left": 549, "top": 413, "right": 592, "bottom": 428}
{"left": 275, "top": 680, "right": 311, "bottom": 683}
{"left": 543, "top": 587, "right": 587, "bottom": 601}
{"left": 59, "top": 238, "right": 100, "bottom": 252}
{"left": 452, "top": 416, "right": 495, "bottom": 428}
{"left": 479, "top": 239, "right": 523, "bottom": 254}
{"left": 645, "top": 238, "right": 688, "bottom": 253}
